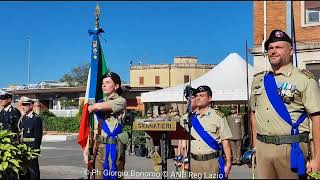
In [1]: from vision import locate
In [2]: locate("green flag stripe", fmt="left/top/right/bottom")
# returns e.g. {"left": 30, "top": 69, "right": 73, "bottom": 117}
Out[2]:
{"left": 101, "top": 49, "right": 108, "bottom": 75}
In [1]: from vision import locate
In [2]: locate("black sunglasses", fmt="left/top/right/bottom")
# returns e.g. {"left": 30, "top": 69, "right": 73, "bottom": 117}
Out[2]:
{"left": 22, "top": 103, "right": 32, "bottom": 106}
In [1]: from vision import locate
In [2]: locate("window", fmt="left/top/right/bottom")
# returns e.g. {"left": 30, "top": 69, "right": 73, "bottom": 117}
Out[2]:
{"left": 155, "top": 76, "right": 160, "bottom": 85}
{"left": 184, "top": 75, "right": 189, "bottom": 83}
{"left": 306, "top": 63, "right": 320, "bottom": 86}
{"left": 302, "top": 1, "right": 320, "bottom": 26}
{"left": 139, "top": 76, "right": 144, "bottom": 85}
{"left": 306, "top": 9, "right": 320, "bottom": 23}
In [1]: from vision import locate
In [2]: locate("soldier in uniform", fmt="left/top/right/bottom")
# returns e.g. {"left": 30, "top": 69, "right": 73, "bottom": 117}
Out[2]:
{"left": 158, "top": 105, "right": 172, "bottom": 157}
{"left": 18, "top": 96, "right": 43, "bottom": 180}
{"left": 83, "top": 72, "right": 128, "bottom": 179}
{"left": 170, "top": 105, "right": 182, "bottom": 165}
{"left": 0, "top": 91, "right": 21, "bottom": 136}
{"left": 190, "top": 85, "right": 232, "bottom": 178}
{"left": 250, "top": 29, "right": 320, "bottom": 178}
{"left": 158, "top": 105, "right": 169, "bottom": 119}
{"left": 169, "top": 106, "right": 173, "bottom": 118}
{"left": 145, "top": 108, "right": 155, "bottom": 158}
{"left": 226, "top": 106, "right": 244, "bottom": 165}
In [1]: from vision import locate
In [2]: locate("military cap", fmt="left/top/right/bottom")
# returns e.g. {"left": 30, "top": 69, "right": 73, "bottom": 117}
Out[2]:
{"left": 20, "top": 96, "right": 34, "bottom": 104}
{"left": 103, "top": 72, "right": 123, "bottom": 95}
{"left": 0, "top": 90, "right": 13, "bottom": 100}
{"left": 197, "top": 85, "right": 212, "bottom": 97}
{"left": 264, "top": 29, "right": 292, "bottom": 51}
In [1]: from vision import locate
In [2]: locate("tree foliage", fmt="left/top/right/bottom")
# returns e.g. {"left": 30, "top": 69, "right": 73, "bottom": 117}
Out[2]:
{"left": 60, "top": 63, "right": 89, "bottom": 87}
{"left": 0, "top": 130, "right": 40, "bottom": 178}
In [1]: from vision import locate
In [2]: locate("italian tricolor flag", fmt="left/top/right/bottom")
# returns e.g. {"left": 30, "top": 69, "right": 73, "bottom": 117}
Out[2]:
{"left": 78, "top": 28, "right": 108, "bottom": 149}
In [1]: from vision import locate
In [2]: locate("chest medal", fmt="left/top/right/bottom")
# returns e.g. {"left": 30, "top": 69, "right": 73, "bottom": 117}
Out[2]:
{"left": 277, "top": 82, "right": 296, "bottom": 104}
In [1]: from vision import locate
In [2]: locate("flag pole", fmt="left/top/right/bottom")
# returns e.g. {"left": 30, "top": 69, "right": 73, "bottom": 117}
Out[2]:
{"left": 245, "top": 40, "right": 251, "bottom": 146}
{"left": 87, "top": 3, "right": 101, "bottom": 179}
{"left": 291, "top": 1, "right": 298, "bottom": 67}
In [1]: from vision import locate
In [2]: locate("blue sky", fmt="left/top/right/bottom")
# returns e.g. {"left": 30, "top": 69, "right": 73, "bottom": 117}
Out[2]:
{"left": 0, "top": 1, "right": 253, "bottom": 88}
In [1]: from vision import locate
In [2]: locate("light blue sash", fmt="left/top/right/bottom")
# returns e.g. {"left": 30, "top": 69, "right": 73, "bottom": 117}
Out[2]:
{"left": 191, "top": 114, "right": 225, "bottom": 179}
{"left": 264, "top": 73, "right": 308, "bottom": 176}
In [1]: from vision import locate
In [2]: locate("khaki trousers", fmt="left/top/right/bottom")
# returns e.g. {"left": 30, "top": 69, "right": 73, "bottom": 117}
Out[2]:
{"left": 256, "top": 139, "right": 309, "bottom": 179}
{"left": 230, "top": 139, "right": 242, "bottom": 163}
{"left": 191, "top": 157, "right": 220, "bottom": 179}
{"left": 94, "top": 141, "right": 126, "bottom": 179}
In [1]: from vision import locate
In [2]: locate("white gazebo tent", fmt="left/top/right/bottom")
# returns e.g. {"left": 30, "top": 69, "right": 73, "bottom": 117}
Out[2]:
{"left": 141, "top": 53, "right": 254, "bottom": 104}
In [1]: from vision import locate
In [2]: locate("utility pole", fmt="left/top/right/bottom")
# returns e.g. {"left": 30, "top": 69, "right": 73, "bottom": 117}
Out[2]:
{"left": 26, "top": 36, "right": 32, "bottom": 88}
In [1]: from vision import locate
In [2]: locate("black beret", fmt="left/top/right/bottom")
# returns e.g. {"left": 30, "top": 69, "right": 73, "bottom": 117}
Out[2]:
{"left": 264, "top": 29, "right": 292, "bottom": 51}
{"left": 197, "top": 85, "right": 212, "bottom": 97}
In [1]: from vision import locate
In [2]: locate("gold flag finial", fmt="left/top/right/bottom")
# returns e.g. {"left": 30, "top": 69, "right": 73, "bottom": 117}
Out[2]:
{"left": 95, "top": 2, "right": 101, "bottom": 29}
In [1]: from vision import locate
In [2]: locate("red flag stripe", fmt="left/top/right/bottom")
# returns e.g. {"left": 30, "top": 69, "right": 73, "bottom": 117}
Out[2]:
{"left": 78, "top": 103, "right": 90, "bottom": 149}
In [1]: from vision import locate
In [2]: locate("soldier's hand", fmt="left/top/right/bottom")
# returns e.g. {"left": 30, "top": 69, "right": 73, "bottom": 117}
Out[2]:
{"left": 225, "top": 161, "right": 232, "bottom": 177}
{"left": 307, "top": 159, "right": 320, "bottom": 173}
{"left": 83, "top": 148, "right": 89, "bottom": 165}
{"left": 88, "top": 105, "right": 93, "bottom": 113}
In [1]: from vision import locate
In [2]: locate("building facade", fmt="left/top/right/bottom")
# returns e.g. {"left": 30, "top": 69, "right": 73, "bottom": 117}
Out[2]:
{"left": 130, "top": 56, "right": 215, "bottom": 88}
{"left": 6, "top": 85, "right": 161, "bottom": 117}
{"left": 251, "top": 1, "right": 320, "bottom": 82}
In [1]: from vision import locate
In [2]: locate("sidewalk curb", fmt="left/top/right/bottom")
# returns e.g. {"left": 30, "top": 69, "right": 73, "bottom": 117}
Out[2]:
{"left": 42, "top": 133, "right": 78, "bottom": 142}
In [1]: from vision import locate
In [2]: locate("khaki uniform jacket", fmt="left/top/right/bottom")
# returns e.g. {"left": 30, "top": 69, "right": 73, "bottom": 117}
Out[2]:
{"left": 250, "top": 64, "right": 320, "bottom": 136}
{"left": 94, "top": 93, "right": 127, "bottom": 138}
{"left": 188, "top": 107, "right": 232, "bottom": 155}
{"left": 226, "top": 114, "right": 244, "bottom": 140}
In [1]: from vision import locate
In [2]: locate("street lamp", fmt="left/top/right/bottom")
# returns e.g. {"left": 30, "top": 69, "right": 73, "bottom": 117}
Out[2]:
{"left": 26, "top": 36, "right": 32, "bottom": 88}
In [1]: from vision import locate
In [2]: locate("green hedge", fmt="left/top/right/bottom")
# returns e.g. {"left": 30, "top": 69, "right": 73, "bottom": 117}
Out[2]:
{"left": 41, "top": 116, "right": 131, "bottom": 133}
{"left": 42, "top": 116, "right": 80, "bottom": 133}
{"left": 39, "top": 109, "right": 80, "bottom": 133}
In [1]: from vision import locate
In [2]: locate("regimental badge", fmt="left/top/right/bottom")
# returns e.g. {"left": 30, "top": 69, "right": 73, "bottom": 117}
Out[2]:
{"left": 275, "top": 31, "right": 284, "bottom": 38}
{"left": 277, "top": 82, "right": 296, "bottom": 104}
{"left": 93, "top": 41, "right": 97, "bottom": 48}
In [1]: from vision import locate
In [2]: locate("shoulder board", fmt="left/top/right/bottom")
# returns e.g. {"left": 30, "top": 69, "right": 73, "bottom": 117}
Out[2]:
{"left": 214, "top": 110, "right": 225, "bottom": 118}
{"left": 300, "top": 69, "right": 316, "bottom": 79}
{"left": 253, "top": 71, "right": 265, "bottom": 77}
